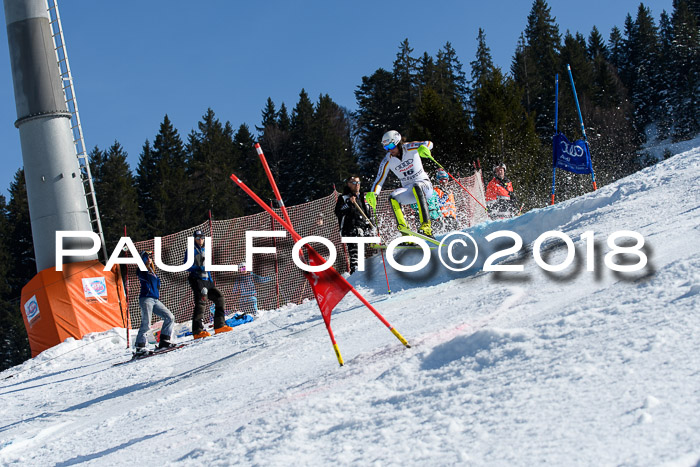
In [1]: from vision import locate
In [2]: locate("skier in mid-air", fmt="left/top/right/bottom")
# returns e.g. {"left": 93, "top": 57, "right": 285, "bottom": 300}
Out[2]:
{"left": 366, "top": 130, "right": 435, "bottom": 238}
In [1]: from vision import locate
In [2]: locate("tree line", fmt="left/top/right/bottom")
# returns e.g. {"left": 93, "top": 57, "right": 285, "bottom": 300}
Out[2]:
{"left": 1, "top": 0, "right": 697, "bottom": 371}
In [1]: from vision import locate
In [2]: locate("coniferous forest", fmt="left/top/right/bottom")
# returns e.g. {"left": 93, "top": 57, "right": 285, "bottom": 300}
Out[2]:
{"left": 1, "top": 0, "right": 698, "bottom": 370}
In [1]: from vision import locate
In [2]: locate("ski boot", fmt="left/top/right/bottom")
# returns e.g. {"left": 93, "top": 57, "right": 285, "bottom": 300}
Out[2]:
{"left": 418, "top": 222, "right": 435, "bottom": 240}
{"left": 193, "top": 329, "right": 211, "bottom": 339}
{"left": 157, "top": 335, "right": 178, "bottom": 350}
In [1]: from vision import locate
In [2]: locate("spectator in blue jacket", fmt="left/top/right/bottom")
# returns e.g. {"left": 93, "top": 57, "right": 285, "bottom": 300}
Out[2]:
{"left": 184, "top": 230, "right": 232, "bottom": 339}
{"left": 135, "top": 251, "right": 176, "bottom": 353}
{"left": 232, "top": 264, "right": 271, "bottom": 316}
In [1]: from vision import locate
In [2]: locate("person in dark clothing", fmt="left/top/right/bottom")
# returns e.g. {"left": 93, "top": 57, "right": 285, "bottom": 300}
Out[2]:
{"left": 485, "top": 163, "right": 519, "bottom": 219}
{"left": 184, "top": 230, "right": 232, "bottom": 339}
{"left": 335, "top": 175, "right": 374, "bottom": 274}
{"left": 135, "top": 251, "right": 176, "bottom": 353}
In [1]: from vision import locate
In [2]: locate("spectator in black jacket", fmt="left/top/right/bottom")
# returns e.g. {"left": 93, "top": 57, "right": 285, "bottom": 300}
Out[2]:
{"left": 184, "top": 230, "right": 232, "bottom": 339}
{"left": 335, "top": 175, "right": 374, "bottom": 274}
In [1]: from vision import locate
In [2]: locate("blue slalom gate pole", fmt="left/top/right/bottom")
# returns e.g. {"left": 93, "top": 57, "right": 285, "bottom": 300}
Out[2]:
{"left": 567, "top": 64, "right": 597, "bottom": 190}
{"left": 551, "top": 74, "right": 559, "bottom": 205}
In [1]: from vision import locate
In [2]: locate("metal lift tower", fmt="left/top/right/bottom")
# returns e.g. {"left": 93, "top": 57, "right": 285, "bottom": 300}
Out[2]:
{"left": 4, "top": 0, "right": 125, "bottom": 357}
{"left": 4, "top": 0, "right": 97, "bottom": 270}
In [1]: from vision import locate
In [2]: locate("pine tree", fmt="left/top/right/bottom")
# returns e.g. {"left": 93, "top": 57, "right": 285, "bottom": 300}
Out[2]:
{"left": 0, "top": 193, "right": 30, "bottom": 371}
{"left": 417, "top": 52, "right": 436, "bottom": 98}
{"left": 608, "top": 26, "right": 626, "bottom": 72}
{"left": 90, "top": 142, "right": 142, "bottom": 250}
{"left": 472, "top": 68, "right": 546, "bottom": 207}
{"left": 233, "top": 123, "right": 271, "bottom": 215}
{"left": 287, "top": 89, "right": 317, "bottom": 204}
{"left": 409, "top": 86, "right": 471, "bottom": 171}
{"left": 354, "top": 68, "right": 398, "bottom": 178}
{"left": 278, "top": 103, "right": 291, "bottom": 132}
{"left": 435, "top": 42, "right": 469, "bottom": 105}
{"left": 619, "top": 14, "right": 637, "bottom": 89}
{"left": 257, "top": 99, "right": 293, "bottom": 193}
{"left": 135, "top": 140, "right": 159, "bottom": 239}
{"left": 670, "top": 0, "right": 700, "bottom": 140}
{"left": 311, "top": 95, "right": 358, "bottom": 197}
{"left": 186, "top": 108, "right": 245, "bottom": 221}
{"left": 627, "top": 4, "right": 661, "bottom": 131}
{"left": 587, "top": 26, "right": 608, "bottom": 60}
{"left": 7, "top": 169, "right": 35, "bottom": 292}
{"left": 392, "top": 38, "right": 420, "bottom": 120}
{"left": 513, "top": 0, "right": 562, "bottom": 137}
{"left": 471, "top": 28, "right": 495, "bottom": 90}
{"left": 257, "top": 97, "right": 277, "bottom": 133}
{"left": 559, "top": 32, "right": 596, "bottom": 136}
{"left": 136, "top": 115, "right": 189, "bottom": 237}
{"left": 588, "top": 27, "right": 625, "bottom": 109}
{"left": 257, "top": 98, "right": 289, "bottom": 187}
{"left": 656, "top": 11, "right": 675, "bottom": 138}
{"left": 410, "top": 42, "right": 472, "bottom": 168}
{"left": 511, "top": 33, "right": 532, "bottom": 110}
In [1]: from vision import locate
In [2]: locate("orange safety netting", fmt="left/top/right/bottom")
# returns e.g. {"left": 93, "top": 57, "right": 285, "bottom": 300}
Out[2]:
{"left": 125, "top": 170, "right": 486, "bottom": 329}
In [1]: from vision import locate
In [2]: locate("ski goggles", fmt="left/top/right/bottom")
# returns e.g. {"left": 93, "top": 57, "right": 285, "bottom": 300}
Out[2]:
{"left": 383, "top": 142, "right": 397, "bottom": 151}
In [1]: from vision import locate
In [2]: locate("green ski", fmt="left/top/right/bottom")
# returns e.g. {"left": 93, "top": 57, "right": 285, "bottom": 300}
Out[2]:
{"left": 369, "top": 243, "right": 435, "bottom": 250}
{"left": 397, "top": 227, "right": 442, "bottom": 247}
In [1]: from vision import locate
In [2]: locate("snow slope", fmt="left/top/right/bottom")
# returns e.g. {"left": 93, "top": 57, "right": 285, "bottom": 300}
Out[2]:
{"left": 1, "top": 147, "right": 699, "bottom": 466}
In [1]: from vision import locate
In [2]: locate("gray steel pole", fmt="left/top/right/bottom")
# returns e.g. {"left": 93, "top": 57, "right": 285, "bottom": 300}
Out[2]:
{"left": 4, "top": 0, "right": 97, "bottom": 270}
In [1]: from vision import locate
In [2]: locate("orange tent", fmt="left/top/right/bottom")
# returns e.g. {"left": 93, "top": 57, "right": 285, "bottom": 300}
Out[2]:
{"left": 20, "top": 260, "right": 128, "bottom": 357}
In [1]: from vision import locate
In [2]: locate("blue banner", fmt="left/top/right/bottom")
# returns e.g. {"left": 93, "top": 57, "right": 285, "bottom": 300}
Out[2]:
{"left": 552, "top": 133, "right": 593, "bottom": 174}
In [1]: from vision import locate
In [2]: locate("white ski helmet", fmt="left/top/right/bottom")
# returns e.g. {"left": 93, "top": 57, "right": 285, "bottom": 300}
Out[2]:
{"left": 381, "top": 130, "right": 402, "bottom": 150}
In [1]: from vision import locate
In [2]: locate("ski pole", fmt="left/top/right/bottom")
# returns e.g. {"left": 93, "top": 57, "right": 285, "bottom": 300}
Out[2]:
{"left": 426, "top": 155, "right": 488, "bottom": 212}
{"left": 351, "top": 198, "right": 377, "bottom": 230}
{"left": 352, "top": 198, "right": 391, "bottom": 294}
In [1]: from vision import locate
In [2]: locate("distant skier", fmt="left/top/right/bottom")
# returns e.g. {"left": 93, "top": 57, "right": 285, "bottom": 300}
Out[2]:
{"left": 335, "top": 175, "right": 374, "bottom": 274}
{"left": 485, "top": 163, "right": 519, "bottom": 219}
{"left": 184, "top": 230, "right": 233, "bottom": 338}
{"left": 232, "top": 264, "right": 270, "bottom": 317}
{"left": 135, "top": 250, "right": 176, "bottom": 354}
{"left": 367, "top": 130, "right": 435, "bottom": 238}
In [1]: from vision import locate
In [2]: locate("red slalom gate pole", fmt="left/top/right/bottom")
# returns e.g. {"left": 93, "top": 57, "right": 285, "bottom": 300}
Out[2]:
{"left": 254, "top": 143, "right": 292, "bottom": 227}
{"left": 255, "top": 142, "right": 310, "bottom": 305}
{"left": 229, "top": 174, "right": 411, "bottom": 348}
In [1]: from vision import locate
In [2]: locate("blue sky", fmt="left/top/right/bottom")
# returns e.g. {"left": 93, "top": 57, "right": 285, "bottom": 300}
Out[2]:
{"left": 0, "top": 0, "right": 672, "bottom": 197}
